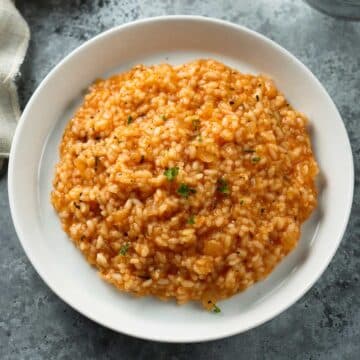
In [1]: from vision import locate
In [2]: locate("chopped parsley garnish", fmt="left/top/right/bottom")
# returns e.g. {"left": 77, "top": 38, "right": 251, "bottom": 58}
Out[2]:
{"left": 192, "top": 119, "right": 200, "bottom": 131}
{"left": 208, "top": 300, "right": 221, "bottom": 313}
{"left": 217, "top": 178, "right": 230, "bottom": 194}
{"left": 243, "top": 148, "right": 256, "bottom": 153}
{"left": 212, "top": 304, "right": 221, "bottom": 313}
{"left": 164, "top": 167, "right": 179, "bottom": 181}
{"left": 127, "top": 115, "right": 133, "bottom": 124}
{"left": 161, "top": 114, "right": 167, "bottom": 121}
{"left": 240, "top": 199, "right": 245, "bottom": 205}
{"left": 187, "top": 215, "right": 195, "bottom": 225}
{"left": 119, "top": 243, "right": 130, "bottom": 256}
{"left": 177, "top": 183, "right": 196, "bottom": 198}
{"left": 251, "top": 156, "right": 261, "bottom": 163}
{"left": 197, "top": 134, "right": 203, "bottom": 142}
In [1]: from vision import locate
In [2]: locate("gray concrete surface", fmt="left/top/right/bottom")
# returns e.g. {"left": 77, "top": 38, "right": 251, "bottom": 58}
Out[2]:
{"left": 0, "top": 0, "right": 359, "bottom": 359}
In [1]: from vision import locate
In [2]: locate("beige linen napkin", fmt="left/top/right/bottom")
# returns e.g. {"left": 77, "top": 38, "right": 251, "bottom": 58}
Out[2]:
{"left": 0, "top": 0, "right": 29, "bottom": 170}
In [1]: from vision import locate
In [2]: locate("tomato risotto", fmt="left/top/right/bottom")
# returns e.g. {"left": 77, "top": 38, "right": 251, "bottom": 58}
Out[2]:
{"left": 51, "top": 59, "right": 318, "bottom": 310}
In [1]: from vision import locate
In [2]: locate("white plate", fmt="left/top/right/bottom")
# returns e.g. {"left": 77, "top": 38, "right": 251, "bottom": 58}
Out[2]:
{"left": 8, "top": 16, "right": 354, "bottom": 342}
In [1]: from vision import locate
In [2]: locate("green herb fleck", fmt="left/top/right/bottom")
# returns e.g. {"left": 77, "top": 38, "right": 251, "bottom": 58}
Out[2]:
{"left": 217, "top": 178, "right": 230, "bottom": 194}
{"left": 198, "top": 134, "right": 203, "bottom": 142}
{"left": 164, "top": 167, "right": 179, "bottom": 181}
{"left": 212, "top": 303, "right": 221, "bottom": 313}
{"left": 240, "top": 199, "right": 245, "bottom": 205}
{"left": 119, "top": 243, "right": 130, "bottom": 256}
{"left": 244, "top": 148, "right": 256, "bottom": 153}
{"left": 187, "top": 215, "right": 195, "bottom": 225}
{"left": 192, "top": 119, "right": 200, "bottom": 131}
{"left": 177, "top": 183, "right": 196, "bottom": 198}
{"left": 208, "top": 300, "right": 221, "bottom": 313}
{"left": 161, "top": 114, "right": 167, "bottom": 121}
{"left": 127, "top": 115, "right": 133, "bottom": 124}
{"left": 251, "top": 156, "right": 261, "bottom": 163}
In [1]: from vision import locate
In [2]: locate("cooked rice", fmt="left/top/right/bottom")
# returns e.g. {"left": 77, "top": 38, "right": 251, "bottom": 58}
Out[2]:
{"left": 51, "top": 59, "right": 318, "bottom": 310}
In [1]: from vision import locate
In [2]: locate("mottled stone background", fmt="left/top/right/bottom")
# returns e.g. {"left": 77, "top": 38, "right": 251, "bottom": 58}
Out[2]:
{"left": 0, "top": 0, "right": 359, "bottom": 359}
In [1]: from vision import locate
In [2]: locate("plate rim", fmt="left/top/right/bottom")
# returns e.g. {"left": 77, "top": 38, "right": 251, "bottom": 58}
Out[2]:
{"left": 8, "top": 15, "right": 354, "bottom": 343}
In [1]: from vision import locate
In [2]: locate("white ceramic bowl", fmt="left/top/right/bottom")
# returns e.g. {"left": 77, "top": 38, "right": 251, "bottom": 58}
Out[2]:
{"left": 8, "top": 16, "right": 354, "bottom": 342}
